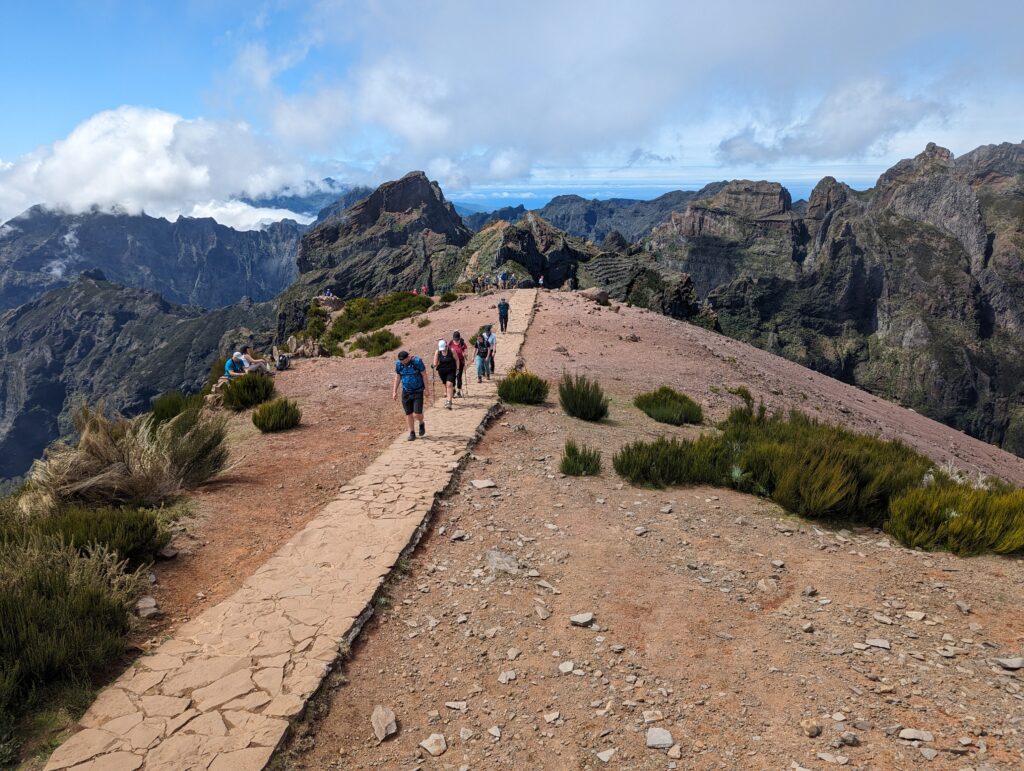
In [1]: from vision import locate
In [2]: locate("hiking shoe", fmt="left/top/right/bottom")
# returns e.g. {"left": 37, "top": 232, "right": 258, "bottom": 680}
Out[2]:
{"left": 446, "top": 401, "right": 452, "bottom": 410}
{"left": 408, "top": 432, "right": 416, "bottom": 441}
{"left": 419, "top": 422, "right": 426, "bottom": 436}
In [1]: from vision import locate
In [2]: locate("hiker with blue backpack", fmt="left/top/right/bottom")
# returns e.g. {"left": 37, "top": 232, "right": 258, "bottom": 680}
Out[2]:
{"left": 393, "top": 350, "right": 432, "bottom": 441}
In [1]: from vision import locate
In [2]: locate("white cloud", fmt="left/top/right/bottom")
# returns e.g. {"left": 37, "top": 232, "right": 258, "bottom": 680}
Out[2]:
{"left": 186, "top": 200, "right": 315, "bottom": 230}
{"left": 0, "top": 106, "right": 312, "bottom": 226}
{"left": 717, "top": 80, "right": 949, "bottom": 164}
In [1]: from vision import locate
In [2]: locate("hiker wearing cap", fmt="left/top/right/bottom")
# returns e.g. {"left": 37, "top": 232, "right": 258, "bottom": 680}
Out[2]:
{"left": 497, "top": 297, "right": 510, "bottom": 333}
{"left": 224, "top": 351, "right": 247, "bottom": 379}
{"left": 393, "top": 350, "right": 431, "bottom": 441}
{"left": 449, "top": 330, "right": 468, "bottom": 397}
{"left": 433, "top": 339, "right": 458, "bottom": 409}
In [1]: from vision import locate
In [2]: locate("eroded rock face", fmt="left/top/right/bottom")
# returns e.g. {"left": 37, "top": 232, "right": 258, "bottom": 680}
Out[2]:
{"left": 0, "top": 274, "right": 274, "bottom": 480}
{"left": 704, "top": 142, "right": 1024, "bottom": 455}
{"left": 0, "top": 207, "right": 302, "bottom": 311}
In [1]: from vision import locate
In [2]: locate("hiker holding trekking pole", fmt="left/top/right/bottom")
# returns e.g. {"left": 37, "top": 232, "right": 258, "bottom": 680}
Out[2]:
{"left": 393, "top": 350, "right": 431, "bottom": 441}
{"left": 449, "top": 330, "right": 467, "bottom": 397}
{"left": 433, "top": 339, "right": 458, "bottom": 409}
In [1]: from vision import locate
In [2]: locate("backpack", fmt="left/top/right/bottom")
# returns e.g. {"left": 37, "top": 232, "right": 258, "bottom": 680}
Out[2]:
{"left": 475, "top": 336, "right": 490, "bottom": 356}
{"left": 276, "top": 354, "right": 290, "bottom": 371}
{"left": 396, "top": 357, "right": 426, "bottom": 391}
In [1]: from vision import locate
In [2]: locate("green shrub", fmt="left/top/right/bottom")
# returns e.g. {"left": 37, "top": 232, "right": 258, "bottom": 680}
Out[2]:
{"left": 252, "top": 398, "right": 302, "bottom": 433}
{"left": 416, "top": 317, "right": 431, "bottom": 327}
{"left": 32, "top": 506, "right": 168, "bottom": 566}
{"left": 221, "top": 372, "right": 276, "bottom": 411}
{"left": 498, "top": 370, "right": 549, "bottom": 404}
{"left": 0, "top": 538, "right": 139, "bottom": 738}
{"left": 440, "top": 291, "right": 459, "bottom": 303}
{"left": 559, "top": 374, "right": 609, "bottom": 421}
{"left": 634, "top": 387, "right": 703, "bottom": 425}
{"left": 887, "top": 486, "right": 1024, "bottom": 556}
{"left": 150, "top": 391, "right": 202, "bottom": 425}
{"left": 303, "top": 299, "right": 329, "bottom": 339}
{"left": 325, "top": 292, "right": 433, "bottom": 345}
{"left": 29, "top": 405, "right": 227, "bottom": 510}
{"left": 353, "top": 329, "right": 402, "bottom": 357}
{"left": 560, "top": 440, "right": 601, "bottom": 476}
{"left": 613, "top": 435, "right": 730, "bottom": 488}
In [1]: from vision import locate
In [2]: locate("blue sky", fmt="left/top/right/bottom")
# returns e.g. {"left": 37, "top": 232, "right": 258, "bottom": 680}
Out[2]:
{"left": 1, "top": 1, "right": 1021, "bottom": 227}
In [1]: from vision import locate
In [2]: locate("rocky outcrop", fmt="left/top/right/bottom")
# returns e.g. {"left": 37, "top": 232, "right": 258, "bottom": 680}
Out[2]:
{"left": 0, "top": 207, "right": 303, "bottom": 310}
{"left": 537, "top": 184, "right": 727, "bottom": 244}
{"left": 645, "top": 181, "right": 809, "bottom": 297}
{"left": 279, "top": 171, "right": 471, "bottom": 337}
{"left": 0, "top": 273, "right": 275, "bottom": 480}
{"left": 462, "top": 205, "right": 527, "bottom": 232}
{"left": 702, "top": 142, "right": 1024, "bottom": 455}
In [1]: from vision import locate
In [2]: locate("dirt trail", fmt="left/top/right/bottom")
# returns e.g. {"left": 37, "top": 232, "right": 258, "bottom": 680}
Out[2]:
{"left": 285, "top": 292, "right": 1024, "bottom": 770}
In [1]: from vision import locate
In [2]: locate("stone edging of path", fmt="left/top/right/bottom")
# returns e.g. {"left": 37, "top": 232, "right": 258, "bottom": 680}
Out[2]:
{"left": 43, "top": 289, "right": 538, "bottom": 771}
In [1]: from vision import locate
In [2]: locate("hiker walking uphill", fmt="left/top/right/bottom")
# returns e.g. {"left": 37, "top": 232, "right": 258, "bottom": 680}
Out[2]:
{"left": 449, "top": 330, "right": 468, "bottom": 397}
{"left": 433, "top": 339, "right": 458, "bottom": 409}
{"left": 393, "top": 350, "right": 431, "bottom": 441}
{"left": 498, "top": 297, "right": 510, "bottom": 333}
{"left": 486, "top": 324, "right": 497, "bottom": 374}
{"left": 474, "top": 332, "right": 491, "bottom": 383}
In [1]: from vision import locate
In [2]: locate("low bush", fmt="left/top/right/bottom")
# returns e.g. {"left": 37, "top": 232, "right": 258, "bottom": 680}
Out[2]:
{"left": 252, "top": 398, "right": 302, "bottom": 433}
{"left": 416, "top": 317, "right": 431, "bottom": 327}
{"left": 0, "top": 537, "right": 140, "bottom": 742}
{"left": 560, "top": 440, "right": 601, "bottom": 476}
{"left": 353, "top": 329, "right": 402, "bottom": 357}
{"left": 303, "top": 299, "right": 329, "bottom": 339}
{"left": 30, "top": 506, "right": 168, "bottom": 566}
{"left": 440, "top": 291, "right": 459, "bottom": 303}
{"left": 150, "top": 391, "right": 202, "bottom": 425}
{"left": 498, "top": 370, "right": 549, "bottom": 404}
{"left": 221, "top": 372, "right": 276, "bottom": 411}
{"left": 634, "top": 386, "right": 703, "bottom": 425}
{"left": 559, "top": 374, "right": 609, "bottom": 421}
{"left": 613, "top": 435, "right": 729, "bottom": 488}
{"left": 326, "top": 292, "right": 433, "bottom": 345}
{"left": 29, "top": 405, "right": 227, "bottom": 510}
{"left": 887, "top": 486, "right": 1024, "bottom": 556}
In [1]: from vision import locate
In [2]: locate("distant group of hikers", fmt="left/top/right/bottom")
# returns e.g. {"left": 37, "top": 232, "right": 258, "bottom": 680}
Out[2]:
{"left": 472, "top": 272, "right": 520, "bottom": 292}
{"left": 392, "top": 296, "right": 510, "bottom": 441}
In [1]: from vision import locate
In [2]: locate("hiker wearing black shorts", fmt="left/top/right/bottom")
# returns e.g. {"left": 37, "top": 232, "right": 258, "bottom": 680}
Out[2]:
{"left": 393, "top": 350, "right": 431, "bottom": 441}
{"left": 433, "top": 339, "right": 458, "bottom": 409}
{"left": 450, "top": 330, "right": 467, "bottom": 396}
{"left": 498, "top": 297, "right": 510, "bottom": 333}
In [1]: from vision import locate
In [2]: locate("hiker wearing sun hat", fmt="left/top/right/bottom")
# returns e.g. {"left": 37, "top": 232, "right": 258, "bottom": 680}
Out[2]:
{"left": 433, "top": 338, "right": 458, "bottom": 409}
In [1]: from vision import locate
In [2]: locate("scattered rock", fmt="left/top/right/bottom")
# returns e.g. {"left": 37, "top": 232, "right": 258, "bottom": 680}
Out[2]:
{"left": 488, "top": 726, "right": 502, "bottom": 739}
{"left": 899, "top": 728, "right": 934, "bottom": 742}
{"left": 535, "top": 605, "right": 551, "bottom": 620}
{"left": 920, "top": 747, "right": 939, "bottom": 761}
{"left": 485, "top": 549, "right": 519, "bottom": 575}
{"left": 757, "top": 578, "right": 778, "bottom": 593}
{"left": 544, "top": 711, "right": 560, "bottom": 723}
{"left": 450, "top": 530, "right": 469, "bottom": 541}
{"left": 156, "top": 545, "right": 179, "bottom": 560}
{"left": 994, "top": 657, "right": 1024, "bottom": 670}
{"left": 801, "top": 622, "right": 815, "bottom": 633}
{"left": 471, "top": 479, "right": 497, "bottom": 489}
{"left": 646, "top": 726, "right": 673, "bottom": 749}
{"left": 558, "top": 661, "right": 574, "bottom": 674}
{"left": 801, "top": 585, "right": 818, "bottom": 597}
{"left": 865, "top": 638, "right": 891, "bottom": 650}
{"left": 596, "top": 748, "right": 617, "bottom": 763}
{"left": 371, "top": 705, "right": 397, "bottom": 742}
{"left": 799, "top": 718, "right": 822, "bottom": 738}
{"left": 634, "top": 526, "right": 649, "bottom": 536}
{"left": 569, "top": 612, "right": 594, "bottom": 627}
{"left": 445, "top": 701, "right": 467, "bottom": 712}
{"left": 955, "top": 600, "right": 971, "bottom": 614}
{"left": 419, "top": 733, "right": 447, "bottom": 757}
{"left": 498, "top": 670, "right": 516, "bottom": 684}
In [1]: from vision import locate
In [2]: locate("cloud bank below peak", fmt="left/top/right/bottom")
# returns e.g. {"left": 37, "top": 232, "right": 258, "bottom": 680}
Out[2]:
{"left": 0, "top": 106, "right": 316, "bottom": 229}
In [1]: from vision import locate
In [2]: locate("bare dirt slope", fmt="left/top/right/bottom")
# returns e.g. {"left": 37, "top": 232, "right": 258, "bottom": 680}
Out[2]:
{"left": 283, "top": 291, "right": 1024, "bottom": 770}
{"left": 148, "top": 292, "right": 509, "bottom": 631}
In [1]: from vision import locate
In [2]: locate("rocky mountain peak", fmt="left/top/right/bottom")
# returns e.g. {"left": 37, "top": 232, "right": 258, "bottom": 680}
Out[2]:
{"left": 698, "top": 180, "right": 793, "bottom": 219}
{"left": 806, "top": 177, "right": 852, "bottom": 221}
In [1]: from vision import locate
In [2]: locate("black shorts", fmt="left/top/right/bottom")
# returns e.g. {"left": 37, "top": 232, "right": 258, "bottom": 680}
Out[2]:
{"left": 401, "top": 389, "right": 424, "bottom": 415}
{"left": 437, "top": 369, "right": 456, "bottom": 385}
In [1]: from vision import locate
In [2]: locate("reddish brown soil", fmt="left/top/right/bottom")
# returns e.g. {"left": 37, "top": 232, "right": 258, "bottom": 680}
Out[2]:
{"left": 147, "top": 292, "right": 511, "bottom": 631}
{"left": 281, "top": 292, "right": 1024, "bottom": 770}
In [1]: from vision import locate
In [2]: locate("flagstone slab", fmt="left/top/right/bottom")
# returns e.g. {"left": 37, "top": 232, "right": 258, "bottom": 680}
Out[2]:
{"left": 44, "top": 290, "right": 537, "bottom": 770}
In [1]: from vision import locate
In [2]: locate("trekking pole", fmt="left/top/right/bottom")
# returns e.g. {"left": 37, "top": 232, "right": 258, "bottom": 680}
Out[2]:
{"left": 431, "top": 366, "right": 436, "bottom": 407}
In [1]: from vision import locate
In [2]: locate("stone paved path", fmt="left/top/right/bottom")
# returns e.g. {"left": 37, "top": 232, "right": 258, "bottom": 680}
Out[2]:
{"left": 43, "top": 290, "right": 538, "bottom": 771}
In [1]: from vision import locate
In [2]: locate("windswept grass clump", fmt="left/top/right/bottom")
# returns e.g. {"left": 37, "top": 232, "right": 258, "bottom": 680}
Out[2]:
{"left": 353, "top": 329, "right": 402, "bottom": 357}
{"left": 150, "top": 391, "right": 203, "bottom": 425}
{"left": 560, "top": 440, "right": 602, "bottom": 476}
{"left": 326, "top": 292, "right": 433, "bottom": 345}
{"left": 559, "top": 374, "right": 609, "bottom": 421}
{"left": 498, "top": 370, "right": 549, "bottom": 404}
{"left": 634, "top": 386, "right": 703, "bottom": 425}
{"left": 221, "top": 372, "right": 276, "bottom": 411}
{"left": 887, "top": 485, "right": 1024, "bottom": 556}
{"left": 29, "top": 405, "right": 227, "bottom": 510}
{"left": 252, "top": 398, "right": 302, "bottom": 433}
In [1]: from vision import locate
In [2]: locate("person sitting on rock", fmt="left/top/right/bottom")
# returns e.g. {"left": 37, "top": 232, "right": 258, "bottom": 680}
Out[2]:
{"left": 240, "top": 345, "right": 273, "bottom": 375}
{"left": 224, "top": 351, "right": 247, "bottom": 379}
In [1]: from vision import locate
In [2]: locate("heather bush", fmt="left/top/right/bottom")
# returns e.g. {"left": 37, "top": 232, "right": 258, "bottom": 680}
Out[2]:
{"left": 326, "top": 292, "right": 433, "bottom": 344}
{"left": 887, "top": 486, "right": 1024, "bottom": 556}
{"left": 440, "top": 291, "right": 459, "bottom": 303}
{"left": 221, "top": 372, "right": 275, "bottom": 411}
{"left": 353, "top": 329, "right": 402, "bottom": 357}
{"left": 498, "top": 370, "right": 549, "bottom": 404}
{"left": 560, "top": 440, "right": 601, "bottom": 476}
{"left": 252, "top": 398, "right": 302, "bottom": 433}
{"left": 559, "top": 373, "right": 609, "bottom": 421}
{"left": 634, "top": 386, "right": 703, "bottom": 425}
